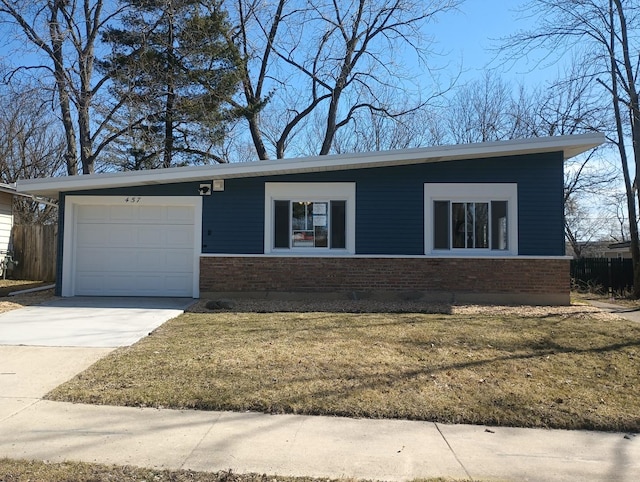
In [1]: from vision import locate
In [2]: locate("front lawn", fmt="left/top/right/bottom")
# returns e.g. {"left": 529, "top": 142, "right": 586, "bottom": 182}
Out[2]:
{"left": 47, "top": 303, "right": 640, "bottom": 432}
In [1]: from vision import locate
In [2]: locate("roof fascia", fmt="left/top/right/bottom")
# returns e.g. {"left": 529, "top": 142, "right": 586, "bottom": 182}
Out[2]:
{"left": 17, "top": 133, "right": 605, "bottom": 199}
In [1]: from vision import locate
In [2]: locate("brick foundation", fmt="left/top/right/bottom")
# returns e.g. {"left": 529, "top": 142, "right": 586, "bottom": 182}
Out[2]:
{"left": 199, "top": 256, "right": 570, "bottom": 305}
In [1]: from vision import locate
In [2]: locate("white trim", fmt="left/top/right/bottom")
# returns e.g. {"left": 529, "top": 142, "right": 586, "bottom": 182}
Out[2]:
{"left": 62, "top": 195, "right": 202, "bottom": 297}
{"left": 424, "top": 183, "right": 518, "bottom": 256}
{"left": 200, "top": 253, "right": 570, "bottom": 260}
{"left": 18, "top": 133, "right": 604, "bottom": 199}
{"left": 264, "top": 183, "right": 356, "bottom": 254}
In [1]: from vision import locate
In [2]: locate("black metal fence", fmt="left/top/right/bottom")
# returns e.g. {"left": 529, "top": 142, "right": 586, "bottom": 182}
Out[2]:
{"left": 570, "top": 257, "right": 634, "bottom": 293}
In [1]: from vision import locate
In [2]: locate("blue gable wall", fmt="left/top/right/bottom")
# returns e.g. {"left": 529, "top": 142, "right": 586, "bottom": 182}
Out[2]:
{"left": 62, "top": 151, "right": 565, "bottom": 258}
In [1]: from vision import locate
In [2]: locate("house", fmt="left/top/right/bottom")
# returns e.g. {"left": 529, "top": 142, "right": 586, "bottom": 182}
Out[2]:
{"left": 604, "top": 240, "right": 632, "bottom": 259}
{"left": 0, "top": 183, "right": 16, "bottom": 257}
{"left": 16, "top": 133, "right": 604, "bottom": 305}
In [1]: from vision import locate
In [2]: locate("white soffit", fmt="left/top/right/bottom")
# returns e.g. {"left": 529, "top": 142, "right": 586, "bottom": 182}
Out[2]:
{"left": 17, "top": 133, "right": 605, "bottom": 199}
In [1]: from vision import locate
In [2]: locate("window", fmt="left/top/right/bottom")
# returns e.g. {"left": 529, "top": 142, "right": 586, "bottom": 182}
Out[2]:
{"left": 433, "top": 200, "right": 507, "bottom": 250}
{"left": 265, "top": 183, "right": 355, "bottom": 254}
{"left": 273, "top": 200, "right": 346, "bottom": 249}
{"left": 425, "top": 183, "right": 517, "bottom": 255}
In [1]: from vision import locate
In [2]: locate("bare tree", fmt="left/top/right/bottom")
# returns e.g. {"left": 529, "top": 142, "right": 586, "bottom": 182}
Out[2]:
{"left": 605, "top": 190, "right": 631, "bottom": 243}
{"left": 446, "top": 72, "right": 517, "bottom": 143}
{"left": 226, "top": 0, "right": 461, "bottom": 159}
{"left": 502, "top": 0, "right": 640, "bottom": 296}
{"left": 317, "top": 89, "right": 443, "bottom": 153}
{"left": 0, "top": 84, "right": 64, "bottom": 223}
{"left": 0, "top": 0, "right": 125, "bottom": 175}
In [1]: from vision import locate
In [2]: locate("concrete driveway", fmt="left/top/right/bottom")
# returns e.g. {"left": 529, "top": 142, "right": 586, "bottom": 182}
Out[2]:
{"left": 0, "top": 297, "right": 194, "bottom": 348}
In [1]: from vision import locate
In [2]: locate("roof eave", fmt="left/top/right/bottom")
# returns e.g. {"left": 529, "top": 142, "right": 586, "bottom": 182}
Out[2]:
{"left": 17, "top": 133, "right": 605, "bottom": 199}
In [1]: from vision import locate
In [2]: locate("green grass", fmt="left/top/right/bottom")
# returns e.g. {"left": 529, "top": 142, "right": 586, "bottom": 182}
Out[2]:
{"left": 47, "top": 308, "right": 640, "bottom": 432}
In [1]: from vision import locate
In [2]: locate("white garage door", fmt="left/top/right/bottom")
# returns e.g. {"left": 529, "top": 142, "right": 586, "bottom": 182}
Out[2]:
{"left": 73, "top": 202, "right": 196, "bottom": 297}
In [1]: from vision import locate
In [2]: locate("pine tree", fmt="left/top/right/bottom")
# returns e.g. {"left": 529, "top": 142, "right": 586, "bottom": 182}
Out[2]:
{"left": 100, "top": 0, "right": 241, "bottom": 169}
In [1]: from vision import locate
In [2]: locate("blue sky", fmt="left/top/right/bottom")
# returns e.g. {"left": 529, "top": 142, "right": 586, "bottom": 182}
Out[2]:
{"left": 429, "top": 0, "right": 559, "bottom": 88}
{"left": 0, "top": 0, "right": 557, "bottom": 91}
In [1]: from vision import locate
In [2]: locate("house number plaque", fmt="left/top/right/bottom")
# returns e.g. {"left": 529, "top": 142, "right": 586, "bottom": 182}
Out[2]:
{"left": 124, "top": 197, "right": 142, "bottom": 203}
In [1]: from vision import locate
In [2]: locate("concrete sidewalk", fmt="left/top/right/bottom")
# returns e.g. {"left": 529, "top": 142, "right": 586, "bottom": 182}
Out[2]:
{"left": 2, "top": 399, "right": 638, "bottom": 482}
{"left": 0, "top": 346, "right": 638, "bottom": 482}
{"left": 587, "top": 300, "right": 640, "bottom": 324}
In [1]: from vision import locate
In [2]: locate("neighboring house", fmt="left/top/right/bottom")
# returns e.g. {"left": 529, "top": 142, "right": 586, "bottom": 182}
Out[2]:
{"left": 17, "top": 133, "right": 604, "bottom": 305}
{"left": 0, "top": 183, "right": 15, "bottom": 256}
{"left": 604, "top": 241, "right": 632, "bottom": 259}
{"left": 0, "top": 182, "right": 39, "bottom": 255}
{"left": 565, "top": 241, "right": 611, "bottom": 259}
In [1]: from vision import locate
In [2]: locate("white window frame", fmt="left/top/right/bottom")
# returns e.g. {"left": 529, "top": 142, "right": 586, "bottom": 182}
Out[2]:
{"left": 264, "top": 183, "right": 356, "bottom": 254}
{"left": 424, "top": 183, "right": 518, "bottom": 256}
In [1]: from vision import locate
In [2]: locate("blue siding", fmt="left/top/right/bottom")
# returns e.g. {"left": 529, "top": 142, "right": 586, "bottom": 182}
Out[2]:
{"left": 60, "top": 151, "right": 565, "bottom": 259}
{"left": 202, "top": 178, "right": 265, "bottom": 254}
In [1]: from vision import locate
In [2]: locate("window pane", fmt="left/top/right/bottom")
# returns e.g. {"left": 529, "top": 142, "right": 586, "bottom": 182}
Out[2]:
{"left": 313, "top": 202, "right": 328, "bottom": 247}
{"left": 452, "top": 203, "right": 466, "bottom": 248}
{"left": 315, "top": 226, "right": 328, "bottom": 247}
{"left": 491, "top": 201, "right": 508, "bottom": 250}
{"left": 330, "top": 201, "right": 346, "bottom": 249}
{"left": 292, "top": 202, "right": 313, "bottom": 246}
{"left": 466, "top": 203, "right": 475, "bottom": 248}
{"left": 274, "top": 200, "right": 290, "bottom": 248}
{"left": 474, "top": 203, "right": 489, "bottom": 248}
{"left": 433, "top": 201, "right": 450, "bottom": 249}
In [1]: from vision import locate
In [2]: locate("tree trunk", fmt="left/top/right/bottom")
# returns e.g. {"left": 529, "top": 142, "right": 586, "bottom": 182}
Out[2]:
{"left": 49, "top": 5, "right": 78, "bottom": 176}
{"left": 611, "top": 0, "right": 640, "bottom": 297}
{"left": 163, "top": 4, "right": 176, "bottom": 169}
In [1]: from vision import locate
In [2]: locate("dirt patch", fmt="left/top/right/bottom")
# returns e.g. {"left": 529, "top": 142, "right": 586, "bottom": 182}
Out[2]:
{"left": 187, "top": 298, "right": 620, "bottom": 320}
{"left": 0, "top": 289, "right": 58, "bottom": 314}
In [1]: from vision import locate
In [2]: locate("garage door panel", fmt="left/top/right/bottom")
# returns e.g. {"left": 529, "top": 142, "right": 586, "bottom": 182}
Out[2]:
{"left": 166, "top": 206, "right": 195, "bottom": 224}
{"left": 136, "top": 249, "right": 193, "bottom": 272}
{"left": 76, "top": 224, "right": 137, "bottom": 247}
{"left": 137, "top": 226, "right": 168, "bottom": 246}
{"left": 77, "top": 205, "right": 111, "bottom": 222}
{"left": 75, "top": 249, "right": 101, "bottom": 271}
{"left": 75, "top": 274, "right": 104, "bottom": 293}
{"left": 76, "top": 273, "right": 193, "bottom": 296}
{"left": 76, "top": 248, "right": 139, "bottom": 272}
{"left": 165, "top": 226, "right": 194, "bottom": 247}
{"left": 73, "top": 201, "right": 197, "bottom": 297}
{"left": 75, "top": 225, "right": 105, "bottom": 246}
{"left": 106, "top": 225, "right": 137, "bottom": 246}
{"left": 108, "top": 205, "right": 137, "bottom": 222}
{"left": 137, "top": 205, "right": 165, "bottom": 223}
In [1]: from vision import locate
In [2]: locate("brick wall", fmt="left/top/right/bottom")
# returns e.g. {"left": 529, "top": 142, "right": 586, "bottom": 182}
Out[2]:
{"left": 200, "top": 256, "right": 570, "bottom": 304}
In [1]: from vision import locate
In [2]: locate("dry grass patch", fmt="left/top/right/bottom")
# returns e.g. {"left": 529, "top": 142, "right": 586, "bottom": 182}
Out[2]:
{"left": 0, "top": 458, "right": 457, "bottom": 482}
{"left": 0, "top": 288, "right": 57, "bottom": 314}
{"left": 48, "top": 306, "right": 640, "bottom": 432}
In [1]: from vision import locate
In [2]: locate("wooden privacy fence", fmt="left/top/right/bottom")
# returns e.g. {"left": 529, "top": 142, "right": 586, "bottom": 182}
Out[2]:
{"left": 10, "top": 224, "right": 57, "bottom": 282}
{"left": 570, "top": 257, "right": 634, "bottom": 293}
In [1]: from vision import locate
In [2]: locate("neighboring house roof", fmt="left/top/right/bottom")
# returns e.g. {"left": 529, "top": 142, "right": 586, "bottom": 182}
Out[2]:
{"left": 0, "top": 182, "right": 39, "bottom": 200}
{"left": 16, "top": 133, "right": 605, "bottom": 200}
{"left": 0, "top": 182, "right": 19, "bottom": 196}
{"left": 608, "top": 241, "right": 631, "bottom": 250}
{"left": 0, "top": 182, "right": 58, "bottom": 207}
